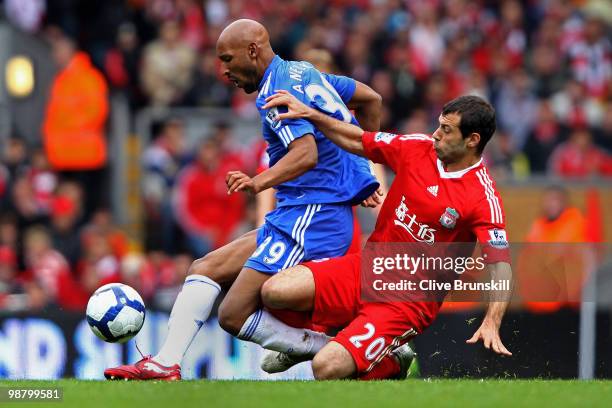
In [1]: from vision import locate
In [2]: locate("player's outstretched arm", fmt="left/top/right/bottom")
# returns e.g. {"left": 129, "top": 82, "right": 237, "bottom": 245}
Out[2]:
{"left": 264, "top": 90, "right": 366, "bottom": 157}
{"left": 466, "top": 261, "right": 513, "bottom": 356}
{"left": 227, "top": 135, "right": 318, "bottom": 195}
{"left": 346, "top": 81, "right": 382, "bottom": 132}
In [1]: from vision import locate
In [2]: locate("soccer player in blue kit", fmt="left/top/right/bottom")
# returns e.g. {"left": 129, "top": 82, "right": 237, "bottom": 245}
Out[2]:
{"left": 105, "top": 19, "right": 384, "bottom": 380}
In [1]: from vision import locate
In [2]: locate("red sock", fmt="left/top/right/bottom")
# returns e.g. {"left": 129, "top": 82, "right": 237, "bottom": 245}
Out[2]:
{"left": 358, "top": 354, "right": 400, "bottom": 381}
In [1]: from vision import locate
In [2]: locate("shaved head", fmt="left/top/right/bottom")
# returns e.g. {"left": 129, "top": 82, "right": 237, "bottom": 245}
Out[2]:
{"left": 218, "top": 19, "right": 270, "bottom": 50}
{"left": 216, "top": 19, "right": 275, "bottom": 94}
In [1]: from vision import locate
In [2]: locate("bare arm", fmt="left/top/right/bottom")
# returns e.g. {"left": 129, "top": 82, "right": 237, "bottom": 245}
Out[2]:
{"left": 346, "top": 81, "right": 382, "bottom": 132}
{"left": 348, "top": 82, "right": 386, "bottom": 208}
{"left": 264, "top": 91, "right": 367, "bottom": 157}
{"left": 255, "top": 188, "right": 275, "bottom": 226}
{"left": 227, "top": 135, "right": 318, "bottom": 194}
{"left": 466, "top": 261, "right": 513, "bottom": 356}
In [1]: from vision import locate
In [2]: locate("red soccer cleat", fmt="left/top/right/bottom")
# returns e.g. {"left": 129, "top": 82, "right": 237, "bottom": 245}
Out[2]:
{"left": 104, "top": 356, "right": 181, "bottom": 381}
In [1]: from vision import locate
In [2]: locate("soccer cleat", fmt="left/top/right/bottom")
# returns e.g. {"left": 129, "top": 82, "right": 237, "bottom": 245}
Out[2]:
{"left": 104, "top": 356, "right": 181, "bottom": 381}
{"left": 260, "top": 350, "right": 310, "bottom": 374}
{"left": 391, "top": 343, "right": 416, "bottom": 380}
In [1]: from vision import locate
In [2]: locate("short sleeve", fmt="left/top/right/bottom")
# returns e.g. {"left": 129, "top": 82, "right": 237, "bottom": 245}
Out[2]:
{"left": 265, "top": 88, "right": 317, "bottom": 148}
{"left": 470, "top": 171, "right": 511, "bottom": 264}
{"left": 323, "top": 73, "right": 356, "bottom": 103}
{"left": 362, "top": 131, "right": 433, "bottom": 173}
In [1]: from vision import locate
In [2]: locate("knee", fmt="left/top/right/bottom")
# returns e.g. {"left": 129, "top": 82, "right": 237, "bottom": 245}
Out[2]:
{"left": 217, "top": 300, "right": 242, "bottom": 336}
{"left": 261, "top": 277, "right": 287, "bottom": 309}
{"left": 188, "top": 253, "right": 218, "bottom": 280}
{"left": 312, "top": 354, "right": 347, "bottom": 380}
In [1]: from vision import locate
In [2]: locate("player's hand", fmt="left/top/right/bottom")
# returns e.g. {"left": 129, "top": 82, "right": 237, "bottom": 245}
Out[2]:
{"left": 226, "top": 171, "right": 261, "bottom": 195}
{"left": 263, "top": 90, "right": 311, "bottom": 120}
{"left": 361, "top": 187, "right": 384, "bottom": 208}
{"left": 466, "top": 319, "right": 512, "bottom": 356}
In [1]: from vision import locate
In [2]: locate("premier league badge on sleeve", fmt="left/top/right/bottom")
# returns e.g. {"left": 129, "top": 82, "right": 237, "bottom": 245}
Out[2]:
{"left": 265, "top": 107, "right": 282, "bottom": 130}
{"left": 439, "top": 207, "right": 459, "bottom": 229}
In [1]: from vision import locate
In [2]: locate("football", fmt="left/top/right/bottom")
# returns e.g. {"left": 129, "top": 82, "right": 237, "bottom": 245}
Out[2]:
{"left": 86, "top": 283, "right": 146, "bottom": 343}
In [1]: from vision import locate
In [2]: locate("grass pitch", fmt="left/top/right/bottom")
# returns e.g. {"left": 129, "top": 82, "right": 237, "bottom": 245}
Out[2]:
{"left": 1, "top": 379, "right": 611, "bottom": 408}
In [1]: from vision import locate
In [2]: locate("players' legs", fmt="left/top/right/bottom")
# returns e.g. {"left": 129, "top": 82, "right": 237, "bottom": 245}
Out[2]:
{"left": 216, "top": 265, "right": 330, "bottom": 358}
{"left": 218, "top": 205, "right": 350, "bottom": 358}
{"left": 218, "top": 267, "right": 270, "bottom": 335}
{"left": 261, "top": 264, "right": 315, "bottom": 311}
{"left": 154, "top": 229, "right": 258, "bottom": 366}
{"left": 188, "top": 229, "right": 259, "bottom": 284}
{"left": 311, "top": 341, "right": 357, "bottom": 380}
{"left": 316, "top": 304, "right": 422, "bottom": 380}
{"left": 254, "top": 254, "right": 362, "bottom": 364}
{"left": 312, "top": 338, "right": 413, "bottom": 381}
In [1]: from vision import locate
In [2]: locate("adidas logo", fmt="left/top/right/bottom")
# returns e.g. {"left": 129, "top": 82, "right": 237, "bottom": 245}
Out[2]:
{"left": 427, "top": 185, "right": 438, "bottom": 197}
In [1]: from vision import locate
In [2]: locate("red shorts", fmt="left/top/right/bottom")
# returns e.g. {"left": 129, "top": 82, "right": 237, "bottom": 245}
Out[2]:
{"left": 304, "top": 253, "right": 439, "bottom": 374}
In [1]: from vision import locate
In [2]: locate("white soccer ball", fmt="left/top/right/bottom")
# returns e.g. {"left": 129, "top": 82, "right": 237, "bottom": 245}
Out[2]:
{"left": 86, "top": 283, "right": 146, "bottom": 343}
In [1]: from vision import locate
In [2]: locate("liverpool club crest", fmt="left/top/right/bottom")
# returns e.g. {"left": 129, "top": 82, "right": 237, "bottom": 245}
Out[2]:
{"left": 440, "top": 207, "right": 459, "bottom": 229}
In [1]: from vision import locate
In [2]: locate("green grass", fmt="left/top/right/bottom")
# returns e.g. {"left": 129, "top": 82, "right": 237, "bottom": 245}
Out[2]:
{"left": 1, "top": 379, "right": 611, "bottom": 408}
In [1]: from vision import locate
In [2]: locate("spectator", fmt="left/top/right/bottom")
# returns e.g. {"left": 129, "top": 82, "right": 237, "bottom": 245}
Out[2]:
{"left": 409, "top": 2, "right": 445, "bottom": 75}
{"left": 49, "top": 195, "right": 81, "bottom": 267}
{"left": 152, "top": 253, "right": 193, "bottom": 311}
{"left": 518, "top": 186, "right": 592, "bottom": 312}
{"left": 484, "top": 130, "right": 523, "bottom": 180}
{"left": 142, "top": 118, "right": 191, "bottom": 252}
{"left": 176, "top": 0, "right": 207, "bottom": 50}
{"left": 550, "top": 79, "right": 604, "bottom": 128}
{"left": 548, "top": 127, "right": 612, "bottom": 178}
{"left": 594, "top": 103, "right": 612, "bottom": 152}
{"left": 523, "top": 101, "right": 569, "bottom": 174}
{"left": 495, "top": 67, "right": 538, "bottom": 150}
{"left": 140, "top": 19, "right": 196, "bottom": 107}
{"left": 26, "top": 149, "right": 57, "bottom": 215}
{"left": 11, "top": 175, "right": 48, "bottom": 229}
{"left": 528, "top": 44, "right": 568, "bottom": 98}
{"left": 0, "top": 246, "right": 24, "bottom": 310}
{"left": 0, "top": 215, "right": 19, "bottom": 252}
{"left": 54, "top": 180, "right": 85, "bottom": 221}
{"left": 0, "top": 245, "right": 47, "bottom": 312}
{"left": 119, "top": 253, "right": 155, "bottom": 303}
{"left": 80, "top": 209, "right": 129, "bottom": 260}
{"left": 1, "top": 137, "right": 28, "bottom": 211}
{"left": 77, "top": 228, "right": 120, "bottom": 295}
{"left": 566, "top": 14, "right": 611, "bottom": 99}
{"left": 22, "top": 225, "right": 86, "bottom": 310}
{"left": 42, "top": 34, "right": 109, "bottom": 217}
{"left": 210, "top": 121, "right": 246, "bottom": 169}
{"left": 526, "top": 186, "right": 586, "bottom": 243}
{"left": 103, "top": 22, "right": 143, "bottom": 109}
{"left": 184, "top": 49, "right": 232, "bottom": 107}
{"left": 173, "top": 137, "right": 245, "bottom": 257}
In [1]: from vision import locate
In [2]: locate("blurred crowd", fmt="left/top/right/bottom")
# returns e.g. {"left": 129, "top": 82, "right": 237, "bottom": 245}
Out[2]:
{"left": 16, "top": 0, "right": 610, "bottom": 177}
{"left": 1, "top": 0, "right": 611, "bottom": 312}
{"left": 0, "top": 116, "right": 255, "bottom": 312}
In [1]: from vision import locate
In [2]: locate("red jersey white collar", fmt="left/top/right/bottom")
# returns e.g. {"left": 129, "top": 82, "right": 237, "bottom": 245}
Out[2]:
{"left": 436, "top": 157, "right": 483, "bottom": 179}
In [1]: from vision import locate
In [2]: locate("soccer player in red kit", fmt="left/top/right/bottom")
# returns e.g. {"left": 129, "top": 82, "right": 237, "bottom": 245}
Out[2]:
{"left": 259, "top": 92, "right": 513, "bottom": 380}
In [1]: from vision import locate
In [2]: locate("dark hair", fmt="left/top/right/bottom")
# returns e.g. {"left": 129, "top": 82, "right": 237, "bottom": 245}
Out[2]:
{"left": 442, "top": 95, "right": 496, "bottom": 154}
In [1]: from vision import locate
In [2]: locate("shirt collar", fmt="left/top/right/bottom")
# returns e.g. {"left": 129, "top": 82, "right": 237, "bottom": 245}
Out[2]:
{"left": 436, "top": 157, "right": 483, "bottom": 179}
{"left": 259, "top": 55, "right": 282, "bottom": 91}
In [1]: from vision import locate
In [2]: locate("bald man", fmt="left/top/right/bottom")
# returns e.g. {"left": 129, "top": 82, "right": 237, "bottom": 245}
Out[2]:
{"left": 105, "top": 19, "right": 383, "bottom": 381}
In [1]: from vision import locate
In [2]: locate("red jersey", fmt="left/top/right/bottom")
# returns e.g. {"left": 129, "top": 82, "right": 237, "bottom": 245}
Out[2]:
{"left": 362, "top": 131, "right": 509, "bottom": 263}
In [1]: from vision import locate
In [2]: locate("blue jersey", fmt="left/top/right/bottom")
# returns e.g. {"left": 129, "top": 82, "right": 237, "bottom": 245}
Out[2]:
{"left": 256, "top": 55, "right": 378, "bottom": 207}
